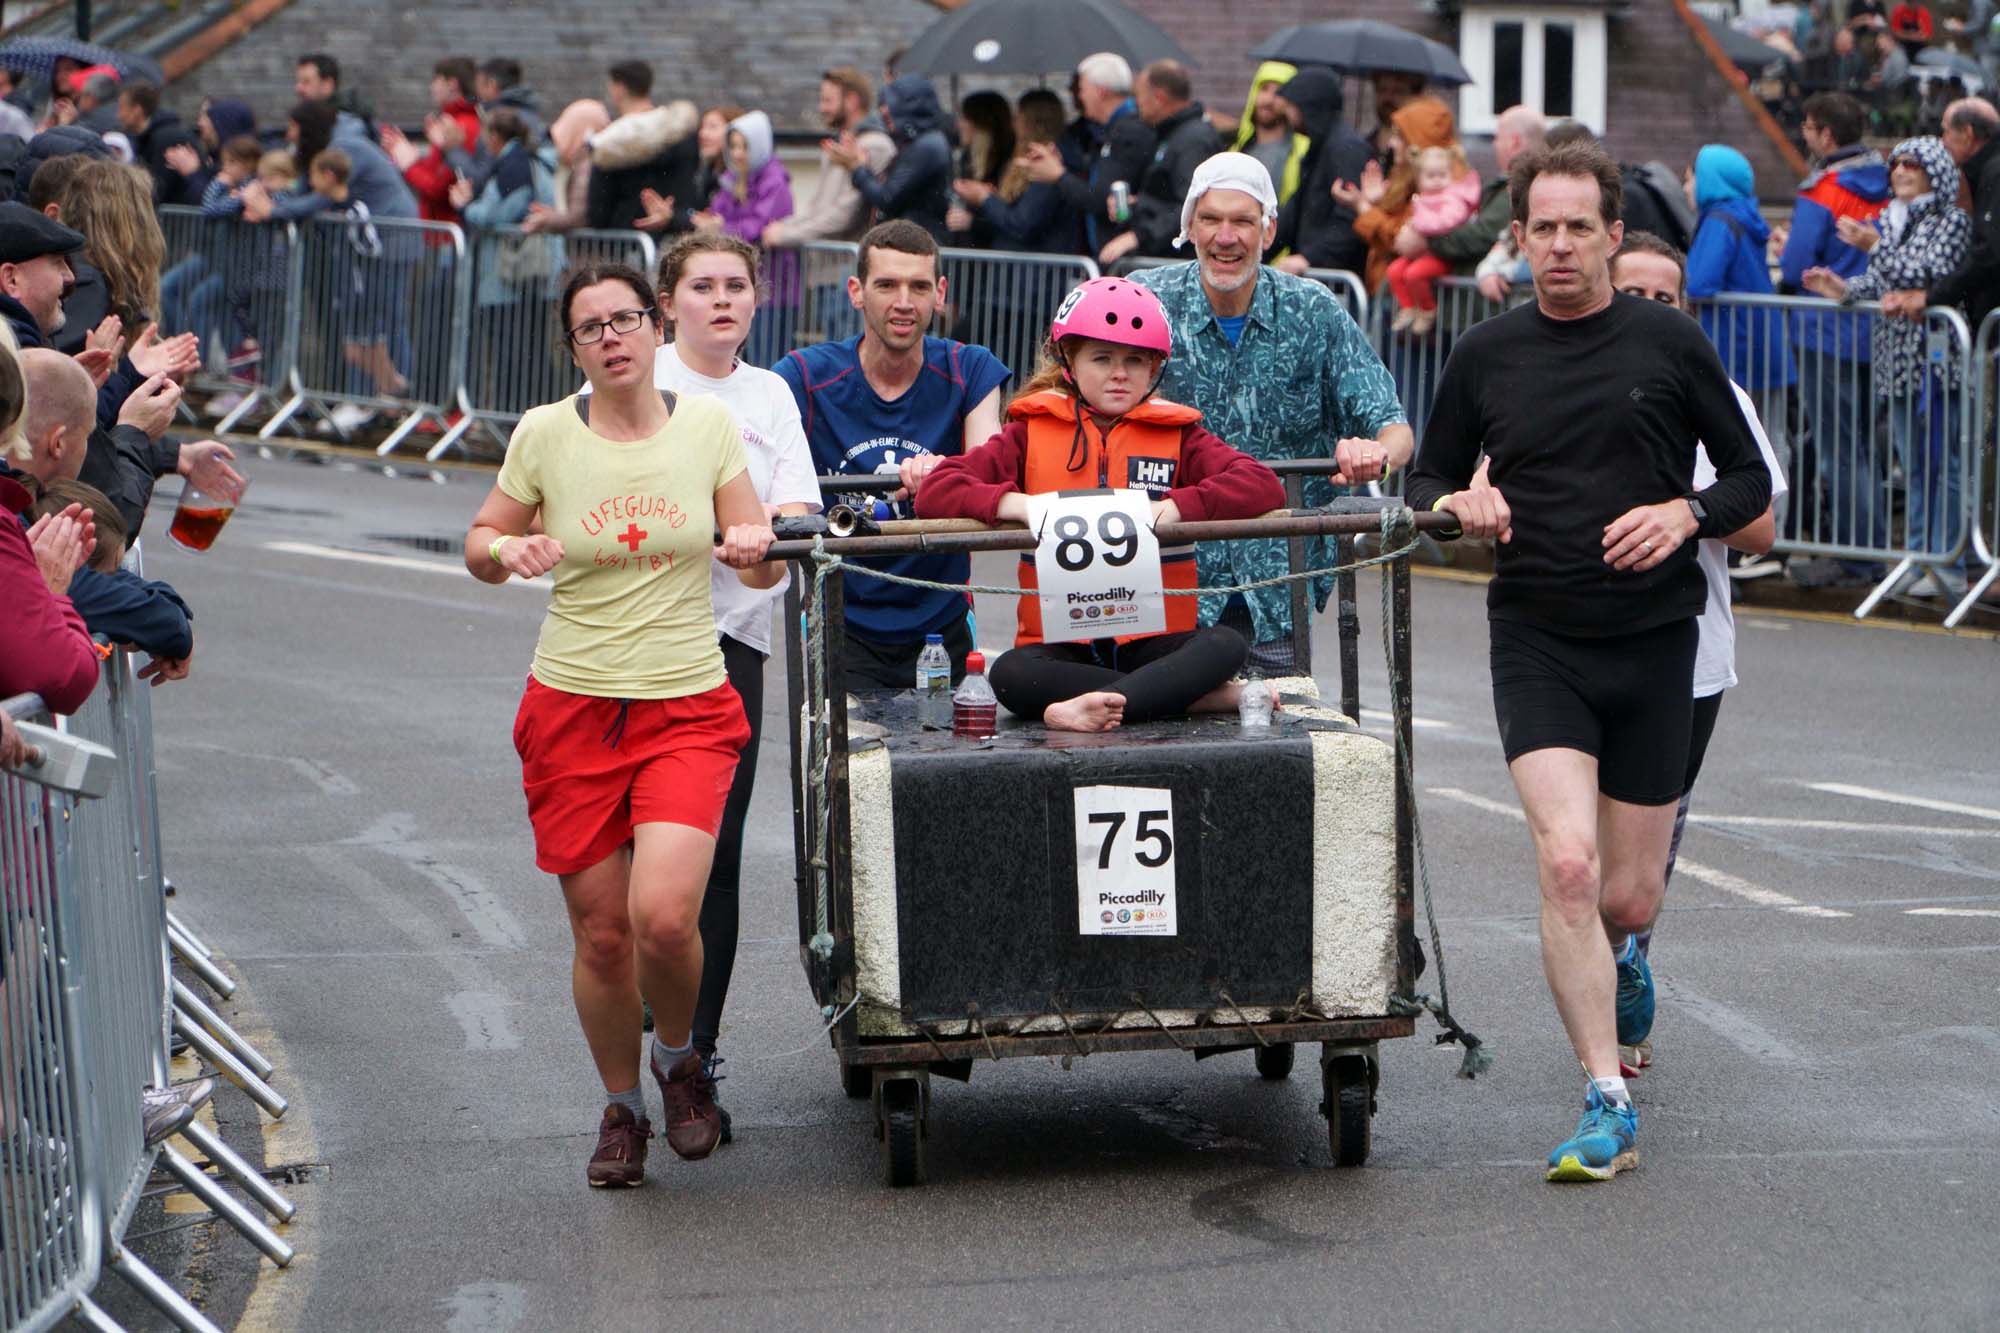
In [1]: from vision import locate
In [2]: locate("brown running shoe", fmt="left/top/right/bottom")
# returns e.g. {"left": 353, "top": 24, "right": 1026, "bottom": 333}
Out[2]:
{"left": 654, "top": 1051, "right": 722, "bottom": 1160}
{"left": 587, "top": 1102, "right": 650, "bottom": 1188}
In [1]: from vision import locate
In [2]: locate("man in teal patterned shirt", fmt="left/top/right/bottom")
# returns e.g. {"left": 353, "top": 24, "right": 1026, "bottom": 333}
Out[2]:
{"left": 1135, "top": 152, "right": 1410, "bottom": 671}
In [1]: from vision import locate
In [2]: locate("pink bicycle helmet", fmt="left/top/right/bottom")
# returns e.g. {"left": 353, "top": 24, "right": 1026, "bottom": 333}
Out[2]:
{"left": 1049, "top": 277, "right": 1173, "bottom": 358}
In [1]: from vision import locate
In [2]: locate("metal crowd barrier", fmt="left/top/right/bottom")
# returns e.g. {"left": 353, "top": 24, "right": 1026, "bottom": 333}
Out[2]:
{"left": 456, "top": 226, "right": 657, "bottom": 456}
{"left": 780, "top": 241, "right": 1101, "bottom": 382}
{"left": 3, "top": 585, "right": 298, "bottom": 1329}
{"left": 1947, "top": 308, "right": 2000, "bottom": 627}
{"left": 156, "top": 207, "right": 301, "bottom": 438}
{"left": 1117, "top": 255, "right": 1370, "bottom": 327}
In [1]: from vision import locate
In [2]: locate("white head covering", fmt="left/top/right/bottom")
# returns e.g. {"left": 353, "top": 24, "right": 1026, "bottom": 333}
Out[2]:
{"left": 1175, "top": 151, "right": 1279, "bottom": 249}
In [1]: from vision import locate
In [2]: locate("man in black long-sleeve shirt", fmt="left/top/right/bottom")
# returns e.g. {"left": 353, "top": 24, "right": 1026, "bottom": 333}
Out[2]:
{"left": 1404, "top": 141, "right": 1771, "bottom": 1185}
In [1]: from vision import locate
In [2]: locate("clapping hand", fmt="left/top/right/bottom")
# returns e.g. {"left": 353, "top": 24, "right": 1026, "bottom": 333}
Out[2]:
{"left": 448, "top": 174, "right": 475, "bottom": 210}
{"left": 822, "top": 132, "right": 864, "bottom": 171}
{"left": 381, "top": 124, "right": 421, "bottom": 172}
{"left": 26, "top": 504, "right": 95, "bottom": 595}
{"left": 129, "top": 324, "right": 201, "bottom": 381}
{"left": 1801, "top": 266, "right": 1848, "bottom": 300}
{"left": 633, "top": 189, "right": 676, "bottom": 231}
{"left": 1834, "top": 215, "right": 1878, "bottom": 251}
{"left": 163, "top": 143, "right": 202, "bottom": 177}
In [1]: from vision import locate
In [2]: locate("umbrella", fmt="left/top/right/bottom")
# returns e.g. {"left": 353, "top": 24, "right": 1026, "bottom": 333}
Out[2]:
{"left": 1699, "top": 17, "right": 1788, "bottom": 74}
{"left": 1915, "top": 47, "right": 1986, "bottom": 80}
{"left": 0, "top": 36, "right": 163, "bottom": 88}
{"left": 897, "top": 0, "right": 1192, "bottom": 77}
{"left": 1250, "top": 20, "right": 1473, "bottom": 87}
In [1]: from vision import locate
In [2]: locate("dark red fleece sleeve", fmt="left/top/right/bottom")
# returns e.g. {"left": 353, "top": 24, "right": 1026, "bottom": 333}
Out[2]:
{"left": 915, "top": 421, "right": 1031, "bottom": 524}
{"left": 0, "top": 520, "right": 99, "bottom": 715}
{"left": 1166, "top": 424, "right": 1285, "bottom": 523}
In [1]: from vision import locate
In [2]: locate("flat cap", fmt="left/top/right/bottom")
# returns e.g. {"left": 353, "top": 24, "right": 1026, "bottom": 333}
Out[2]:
{"left": 0, "top": 201, "right": 84, "bottom": 265}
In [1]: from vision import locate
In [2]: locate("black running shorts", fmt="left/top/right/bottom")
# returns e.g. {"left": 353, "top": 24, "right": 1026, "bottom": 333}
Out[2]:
{"left": 1488, "top": 616, "right": 1699, "bottom": 807}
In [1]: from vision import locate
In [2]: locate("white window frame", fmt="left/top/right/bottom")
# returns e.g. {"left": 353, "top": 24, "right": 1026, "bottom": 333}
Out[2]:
{"left": 1458, "top": 7, "right": 1608, "bottom": 135}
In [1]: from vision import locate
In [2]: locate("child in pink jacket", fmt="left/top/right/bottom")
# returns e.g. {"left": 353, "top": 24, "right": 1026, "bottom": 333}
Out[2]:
{"left": 1388, "top": 145, "right": 1484, "bottom": 335}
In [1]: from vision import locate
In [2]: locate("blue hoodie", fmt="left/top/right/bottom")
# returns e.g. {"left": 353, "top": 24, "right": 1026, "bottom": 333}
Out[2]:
{"left": 1779, "top": 144, "right": 1890, "bottom": 362}
{"left": 1686, "top": 145, "right": 1795, "bottom": 390}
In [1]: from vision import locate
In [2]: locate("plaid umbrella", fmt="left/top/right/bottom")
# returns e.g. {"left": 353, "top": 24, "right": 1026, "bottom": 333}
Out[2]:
{"left": 0, "top": 36, "right": 163, "bottom": 87}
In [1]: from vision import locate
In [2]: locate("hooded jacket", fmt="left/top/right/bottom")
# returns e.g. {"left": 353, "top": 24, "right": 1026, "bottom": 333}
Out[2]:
{"left": 1779, "top": 141, "right": 1888, "bottom": 361}
{"left": 851, "top": 76, "right": 953, "bottom": 241}
{"left": 586, "top": 99, "right": 700, "bottom": 232}
{"left": 1231, "top": 60, "right": 1308, "bottom": 204}
{"left": 1687, "top": 144, "right": 1795, "bottom": 391}
{"left": 1129, "top": 99, "right": 1223, "bottom": 256}
{"left": 485, "top": 85, "right": 544, "bottom": 143}
{"left": 1846, "top": 136, "right": 1972, "bottom": 393}
{"left": 710, "top": 110, "right": 794, "bottom": 243}
{"left": 17, "top": 125, "right": 110, "bottom": 199}
{"left": 1268, "top": 65, "right": 1373, "bottom": 272}
{"left": 1352, "top": 98, "right": 1458, "bottom": 292}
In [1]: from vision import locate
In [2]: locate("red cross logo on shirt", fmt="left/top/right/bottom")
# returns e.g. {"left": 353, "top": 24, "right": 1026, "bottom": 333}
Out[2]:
{"left": 616, "top": 523, "right": 647, "bottom": 552}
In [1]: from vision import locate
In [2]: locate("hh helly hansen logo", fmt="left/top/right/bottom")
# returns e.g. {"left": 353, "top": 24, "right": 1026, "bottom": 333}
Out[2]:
{"left": 1127, "top": 456, "right": 1177, "bottom": 493}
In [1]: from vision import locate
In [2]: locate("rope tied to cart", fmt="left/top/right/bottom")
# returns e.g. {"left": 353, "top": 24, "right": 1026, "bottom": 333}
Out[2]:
{"left": 797, "top": 505, "right": 1489, "bottom": 1079}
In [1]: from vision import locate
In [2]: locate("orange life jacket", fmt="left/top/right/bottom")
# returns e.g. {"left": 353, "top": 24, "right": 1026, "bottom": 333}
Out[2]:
{"left": 1011, "top": 388, "right": 1200, "bottom": 647}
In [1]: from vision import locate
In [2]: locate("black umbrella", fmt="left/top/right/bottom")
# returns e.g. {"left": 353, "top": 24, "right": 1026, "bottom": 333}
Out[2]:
{"left": 0, "top": 36, "right": 163, "bottom": 87}
{"left": 1250, "top": 20, "right": 1473, "bottom": 87}
{"left": 897, "top": 0, "right": 1192, "bottom": 77}
{"left": 1699, "top": 17, "right": 1788, "bottom": 74}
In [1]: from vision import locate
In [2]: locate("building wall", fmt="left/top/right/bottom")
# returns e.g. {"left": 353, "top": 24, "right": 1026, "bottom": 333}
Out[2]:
{"left": 184, "top": 0, "right": 951, "bottom": 133}
{"left": 177, "top": 0, "right": 1798, "bottom": 197}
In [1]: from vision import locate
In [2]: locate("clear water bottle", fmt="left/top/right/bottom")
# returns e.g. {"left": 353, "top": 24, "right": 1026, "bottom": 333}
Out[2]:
{"left": 952, "top": 651, "right": 999, "bottom": 739}
{"left": 1239, "top": 677, "right": 1273, "bottom": 729}
{"left": 914, "top": 633, "right": 951, "bottom": 729}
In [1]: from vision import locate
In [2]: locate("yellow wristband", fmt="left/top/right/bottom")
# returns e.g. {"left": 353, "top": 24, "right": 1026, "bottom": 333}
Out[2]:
{"left": 489, "top": 534, "right": 515, "bottom": 564}
{"left": 1431, "top": 495, "right": 1452, "bottom": 512}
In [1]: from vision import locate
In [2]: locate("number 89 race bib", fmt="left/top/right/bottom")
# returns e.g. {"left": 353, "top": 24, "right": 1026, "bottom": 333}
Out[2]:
{"left": 1025, "top": 489, "right": 1166, "bottom": 643}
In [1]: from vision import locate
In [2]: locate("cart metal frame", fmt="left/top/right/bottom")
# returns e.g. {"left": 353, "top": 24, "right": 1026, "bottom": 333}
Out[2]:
{"left": 778, "top": 477, "right": 1454, "bottom": 1184}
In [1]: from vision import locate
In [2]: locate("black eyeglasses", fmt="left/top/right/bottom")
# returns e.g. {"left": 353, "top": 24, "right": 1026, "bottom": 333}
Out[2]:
{"left": 567, "top": 308, "right": 652, "bottom": 345}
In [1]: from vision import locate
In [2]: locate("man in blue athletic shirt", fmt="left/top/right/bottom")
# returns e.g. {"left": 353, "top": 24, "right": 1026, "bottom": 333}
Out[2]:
{"left": 776, "top": 219, "right": 1009, "bottom": 688}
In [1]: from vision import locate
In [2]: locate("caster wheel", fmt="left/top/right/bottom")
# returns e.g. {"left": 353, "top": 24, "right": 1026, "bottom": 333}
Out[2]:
{"left": 1320, "top": 1055, "right": 1373, "bottom": 1167}
{"left": 1253, "top": 1042, "right": 1296, "bottom": 1080}
{"left": 880, "top": 1079, "right": 926, "bottom": 1187}
{"left": 841, "top": 1061, "right": 872, "bottom": 1100}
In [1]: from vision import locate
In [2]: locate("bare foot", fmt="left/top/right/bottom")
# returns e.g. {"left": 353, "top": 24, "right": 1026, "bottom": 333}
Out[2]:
{"left": 1043, "top": 691, "right": 1125, "bottom": 732}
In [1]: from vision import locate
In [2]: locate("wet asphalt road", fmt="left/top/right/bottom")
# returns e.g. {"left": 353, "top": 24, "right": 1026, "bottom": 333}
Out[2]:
{"left": 129, "top": 454, "right": 1999, "bottom": 1331}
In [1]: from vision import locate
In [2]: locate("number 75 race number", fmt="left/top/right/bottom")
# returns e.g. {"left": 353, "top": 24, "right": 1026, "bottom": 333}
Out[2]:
{"left": 1073, "top": 785, "right": 1176, "bottom": 937}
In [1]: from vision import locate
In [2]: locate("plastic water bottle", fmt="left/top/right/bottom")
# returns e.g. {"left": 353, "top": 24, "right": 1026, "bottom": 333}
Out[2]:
{"left": 952, "top": 651, "right": 999, "bottom": 739}
{"left": 1239, "top": 677, "right": 1273, "bottom": 729}
{"left": 914, "top": 633, "right": 951, "bottom": 729}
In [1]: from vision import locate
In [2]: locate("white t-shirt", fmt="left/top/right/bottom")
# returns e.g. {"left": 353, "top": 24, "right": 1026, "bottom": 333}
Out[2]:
{"left": 584, "top": 343, "right": 823, "bottom": 654}
{"left": 1691, "top": 382, "right": 1788, "bottom": 698}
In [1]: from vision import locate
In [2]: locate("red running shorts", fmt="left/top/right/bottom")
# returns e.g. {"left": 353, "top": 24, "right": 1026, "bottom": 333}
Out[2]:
{"left": 512, "top": 675, "right": 750, "bottom": 875}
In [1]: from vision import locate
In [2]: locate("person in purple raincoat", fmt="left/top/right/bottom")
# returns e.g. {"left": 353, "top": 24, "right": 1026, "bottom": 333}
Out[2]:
{"left": 698, "top": 110, "right": 795, "bottom": 363}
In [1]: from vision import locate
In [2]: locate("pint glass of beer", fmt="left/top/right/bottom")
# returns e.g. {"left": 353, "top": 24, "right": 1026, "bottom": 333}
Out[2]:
{"left": 169, "top": 461, "right": 249, "bottom": 553}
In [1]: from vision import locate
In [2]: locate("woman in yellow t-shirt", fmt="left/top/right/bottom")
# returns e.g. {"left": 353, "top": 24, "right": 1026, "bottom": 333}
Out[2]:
{"left": 463, "top": 262, "right": 778, "bottom": 1190}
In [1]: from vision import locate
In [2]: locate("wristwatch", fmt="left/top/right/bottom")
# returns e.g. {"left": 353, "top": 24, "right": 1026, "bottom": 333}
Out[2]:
{"left": 1684, "top": 493, "right": 1709, "bottom": 536}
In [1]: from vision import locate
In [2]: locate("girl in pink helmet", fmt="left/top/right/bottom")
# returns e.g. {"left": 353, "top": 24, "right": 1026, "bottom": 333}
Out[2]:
{"left": 918, "top": 277, "right": 1284, "bottom": 731}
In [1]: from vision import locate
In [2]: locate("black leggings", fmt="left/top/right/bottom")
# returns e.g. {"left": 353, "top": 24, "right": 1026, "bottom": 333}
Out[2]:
{"left": 692, "top": 635, "right": 763, "bottom": 1056}
{"left": 988, "top": 626, "right": 1247, "bottom": 725}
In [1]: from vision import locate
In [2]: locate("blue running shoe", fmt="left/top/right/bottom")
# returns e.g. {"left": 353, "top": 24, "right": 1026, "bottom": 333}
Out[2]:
{"left": 1616, "top": 942, "right": 1655, "bottom": 1048}
{"left": 1546, "top": 1086, "right": 1638, "bottom": 1182}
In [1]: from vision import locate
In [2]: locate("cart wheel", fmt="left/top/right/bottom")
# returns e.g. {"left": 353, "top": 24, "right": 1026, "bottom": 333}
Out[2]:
{"left": 880, "top": 1079, "right": 926, "bottom": 1188}
{"left": 1320, "top": 1055, "right": 1372, "bottom": 1167}
{"left": 841, "top": 1060, "right": 872, "bottom": 1100}
{"left": 1253, "top": 1042, "right": 1296, "bottom": 1080}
